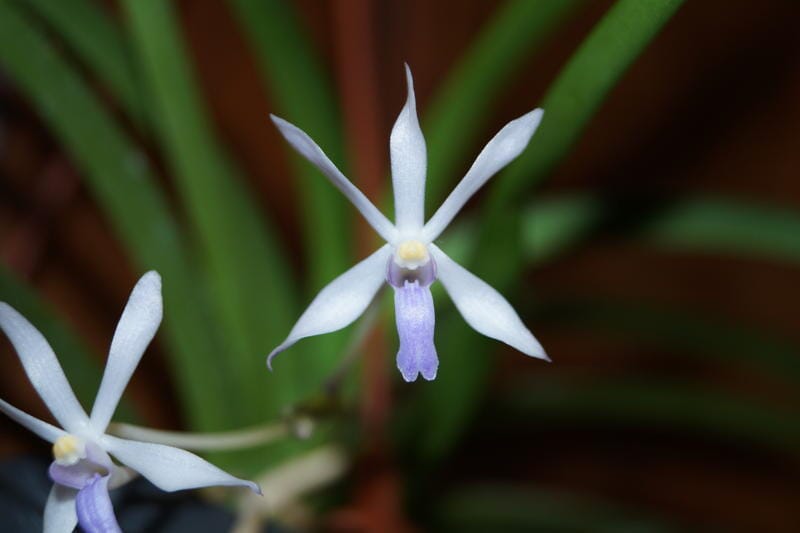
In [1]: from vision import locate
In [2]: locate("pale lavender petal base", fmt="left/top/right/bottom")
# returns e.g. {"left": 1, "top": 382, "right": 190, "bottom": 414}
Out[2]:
{"left": 393, "top": 280, "right": 438, "bottom": 382}
{"left": 76, "top": 474, "right": 121, "bottom": 533}
{"left": 49, "top": 442, "right": 113, "bottom": 490}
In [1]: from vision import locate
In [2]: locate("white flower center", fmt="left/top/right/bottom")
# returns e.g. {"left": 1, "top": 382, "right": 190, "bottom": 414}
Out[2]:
{"left": 52, "top": 434, "right": 86, "bottom": 466}
{"left": 394, "top": 240, "right": 429, "bottom": 270}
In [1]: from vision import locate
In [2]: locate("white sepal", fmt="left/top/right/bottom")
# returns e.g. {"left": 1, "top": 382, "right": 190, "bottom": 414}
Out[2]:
{"left": 0, "top": 398, "right": 66, "bottom": 443}
{"left": 423, "top": 108, "right": 544, "bottom": 241}
{"left": 271, "top": 115, "right": 398, "bottom": 243}
{"left": 0, "top": 303, "right": 89, "bottom": 433}
{"left": 429, "top": 244, "right": 547, "bottom": 360}
{"left": 267, "top": 245, "right": 391, "bottom": 368}
{"left": 43, "top": 484, "right": 78, "bottom": 533}
{"left": 390, "top": 64, "right": 427, "bottom": 232}
{"left": 101, "top": 435, "right": 260, "bottom": 494}
{"left": 91, "top": 271, "right": 163, "bottom": 433}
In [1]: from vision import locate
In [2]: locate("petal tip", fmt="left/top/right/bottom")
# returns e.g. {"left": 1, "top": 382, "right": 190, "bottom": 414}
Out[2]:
{"left": 266, "top": 345, "right": 285, "bottom": 372}
{"left": 138, "top": 270, "right": 162, "bottom": 292}
{"left": 400, "top": 370, "right": 418, "bottom": 383}
{"left": 402, "top": 64, "right": 416, "bottom": 106}
{"left": 421, "top": 368, "right": 437, "bottom": 381}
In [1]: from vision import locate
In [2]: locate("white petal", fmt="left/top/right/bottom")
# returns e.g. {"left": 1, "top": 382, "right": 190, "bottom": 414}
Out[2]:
{"left": 390, "top": 64, "right": 427, "bottom": 233}
{"left": 423, "top": 108, "right": 544, "bottom": 241}
{"left": 101, "top": 435, "right": 260, "bottom": 494}
{"left": 0, "top": 398, "right": 67, "bottom": 443}
{"left": 90, "top": 272, "right": 162, "bottom": 432}
{"left": 268, "top": 245, "right": 391, "bottom": 369}
{"left": 270, "top": 114, "right": 398, "bottom": 243}
{"left": 0, "top": 303, "right": 89, "bottom": 433}
{"left": 429, "top": 245, "right": 547, "bottom": 359}
{"left": 43, "top": 484, "right": 78, "bottom": 533}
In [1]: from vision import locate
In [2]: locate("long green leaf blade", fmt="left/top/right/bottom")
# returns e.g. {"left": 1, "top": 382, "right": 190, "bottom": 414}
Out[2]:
{"left": 121, "top": 0, "right": 303, "bottom": 422}
{"left": 521, "top": 194, "right": 800, "bottom": 266}
{"left": 499, "top": 377, "right": 800, "bottom": 455}
{"left": 228, "top": 0, "right": 353, "bottom": 386}
{"left": 495, "top": 0, "right": 685, "bottom": 202}
{"left": 535, "top": 297, "right": 800, "bottom": 386}
{"left": 425, "top": 0, "right": 582, "bottom": 204}
{"left": 228, "top": 0, "right": 350, "bottom": 292}
{"left": 15, "top": 0, "right": 147, "bottom": 128}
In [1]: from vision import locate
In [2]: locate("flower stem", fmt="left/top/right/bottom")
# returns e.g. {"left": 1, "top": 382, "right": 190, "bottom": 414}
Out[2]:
{"left": 107, "top": 421, "right": 292, "bottom": 452}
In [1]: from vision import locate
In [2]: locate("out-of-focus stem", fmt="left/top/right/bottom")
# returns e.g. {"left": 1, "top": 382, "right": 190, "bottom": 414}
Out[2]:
{"left": 107, "top": 420, "right": 298, "bottom": 451}
{"left": 231, "top": 446, "right": 349, "bottom": 533}
{"left": 330, "top": 0, "right": 391, "bottom": 442}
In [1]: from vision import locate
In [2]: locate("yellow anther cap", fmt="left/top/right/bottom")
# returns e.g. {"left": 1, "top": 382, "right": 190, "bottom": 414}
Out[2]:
{"left": 397, "top": 240, "right": 428, "bottom": 263}
{"left": 52, "top": 434, "right": 85, "bottom": 466}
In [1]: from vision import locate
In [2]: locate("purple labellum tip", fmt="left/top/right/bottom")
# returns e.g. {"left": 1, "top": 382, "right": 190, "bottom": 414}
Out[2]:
{"left": 394, "top": 280, "right": 438, "bottom": 382}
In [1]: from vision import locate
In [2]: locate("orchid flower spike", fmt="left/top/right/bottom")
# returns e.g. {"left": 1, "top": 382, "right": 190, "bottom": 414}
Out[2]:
{"left": 0, "top": 272, "right": 259, "bottom": 533}
{"left": 268, "top": 64, "right": 548, "bottom": 382}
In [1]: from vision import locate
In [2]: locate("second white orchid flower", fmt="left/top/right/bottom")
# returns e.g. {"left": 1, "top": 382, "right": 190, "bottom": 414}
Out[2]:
{"left": 0, "top": 272, "right": 259, "bottom": 533}
{"left": 268, "top": 65, "right": 548, "bottom": 382}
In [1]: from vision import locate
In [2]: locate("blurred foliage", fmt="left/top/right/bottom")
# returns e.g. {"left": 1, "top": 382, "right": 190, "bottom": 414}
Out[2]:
{"left": 1, "top": 0, "right": 798, "bottom": 529}
{"left": 440, "top": 485, "right": 676, "bottom": 532}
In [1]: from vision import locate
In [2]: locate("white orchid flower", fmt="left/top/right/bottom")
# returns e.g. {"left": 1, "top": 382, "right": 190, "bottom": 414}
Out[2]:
{"left": 0, "top": 272, "right": 259, "bottom": 533}
{"left": 268, "top": 65, "right": 548, "bottom": 382}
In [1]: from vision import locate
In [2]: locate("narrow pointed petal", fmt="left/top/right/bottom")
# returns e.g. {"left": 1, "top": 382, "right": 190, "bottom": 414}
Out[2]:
{"left": 394, "top": 281, "right": 438, "bottom": 382}
{"left": 268, "top": 245, "right": 391, "bottom": 369}
{"left": 0, "top": 303, "right": 89, "bottom": 433}
{"left": 43, "top": 484, "right": 78, "bottom": 533}
{"left": 423, "top": 108, "right": 544, "bottom": 241}
{"left": 0, "top": 398, "right": 66, "bottom": 443}
{"left": 429, "top": 245, "right": 547, "bottom": 359}
{"left": 101, "top": 435, "right": 260, "bottom": 494}
{"left": 390, "top": 64, "right": 427, "bottom": 232}
{"left": 91, "top": 272, "right": 162, "bottom": 432}
{"left": 76, "top": 474, "right": 121, "bottom": 533}
{"left": 270, "top": 114, "right": 398, "bottom": 242}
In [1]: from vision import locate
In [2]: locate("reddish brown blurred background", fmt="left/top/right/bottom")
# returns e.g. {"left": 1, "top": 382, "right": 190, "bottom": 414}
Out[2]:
{"left": 2, "top": 1, "right": 800, "bottom": 530}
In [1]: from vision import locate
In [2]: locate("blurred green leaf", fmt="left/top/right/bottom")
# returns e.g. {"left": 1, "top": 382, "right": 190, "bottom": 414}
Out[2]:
{"left": 0, "top": 266, "right": 136, "bottom": 422}
{"left": 121, "top": 0, "right": 304, "bottom": 423}
{"left": 425, "top": 0, "right": 582, "bottom": 205}
{"left": 440, "top": 485, "right": 676, "bottom": 532}
{"left": 407, "top": 0, "right": 685, "bottom": 465}
{"left": 535, "top": 297, "right": 800, "bottom": 386}
{"left": 639, "top": 197, "right": 800, "bottom": 263}
{"left": 494, "top": 0, "right": 685, "bottom": 202}
{"left": 228, "top": 0, "right": 349, "bottom": 287}
{"left": 522, "top": 194, "right": 800, "bottom": 266}
{"left": 228, "top": 0, "right": 352, "bottom": 387}
{"left": 499, "top": 377, "right": 800, "bottom": 455}
{"left": 16, "top": 0, "right": 147, "bottom": 128}
{"left": 0, "top": 4, "right": 228, "bottom": 430}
